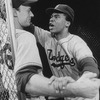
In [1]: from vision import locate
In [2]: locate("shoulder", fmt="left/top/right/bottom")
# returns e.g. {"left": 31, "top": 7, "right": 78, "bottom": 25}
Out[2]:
{"left": 59, "top": 34, "right": 84, "bottom": 44}
{"left": 72, "top": 34, "right": 85, "bottom": 43}
{"left": 16, "top": 29, "right": 36, "bottom": 40}
{"left": 16, "top": 29, "right": 36, "bottom": 46}
{"left": 66, "top": 34, "right": 87, "bottom": 47}
{"left": 69, "top": 34, "right": 90, "bottom": 50}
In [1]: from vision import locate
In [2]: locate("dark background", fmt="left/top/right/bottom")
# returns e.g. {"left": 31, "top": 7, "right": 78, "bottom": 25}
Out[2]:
{"left": 30, "top": 0, "right": 100, "bottom": 77}
{"left": 31, "top": 0, "right": 100, "bottom": 32}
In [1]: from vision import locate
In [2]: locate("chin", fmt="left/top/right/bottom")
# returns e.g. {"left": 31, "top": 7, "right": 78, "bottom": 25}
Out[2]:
{"left": 27, "top": 23, "right": 31, "bottom": 26}
{"left": 50, "top": 29, "right": 55, "bottom": 33}
{"left": 25, "top": 23, "right": 30, "bottom": 27}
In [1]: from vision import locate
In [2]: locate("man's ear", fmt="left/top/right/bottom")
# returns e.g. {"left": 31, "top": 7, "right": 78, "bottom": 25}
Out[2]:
{"left": 13, "top": 8, "right": 17, "bottom": 17}
{"left": 65, "top": 21, "right": 71, "bottom": 27}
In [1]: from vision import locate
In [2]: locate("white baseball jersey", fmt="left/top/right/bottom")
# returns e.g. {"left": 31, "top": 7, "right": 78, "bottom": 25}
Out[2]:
{"left": 14, "top": 29, "right": 46, "bottom": 100}
{"left": 14, "top": 29, "right": 42, "bottom": 74}
{"left": 34, "top": 26, "right": 94, "bottom": 78}
{"left": 34, "top": 26, "right": 98, "bottom": 100}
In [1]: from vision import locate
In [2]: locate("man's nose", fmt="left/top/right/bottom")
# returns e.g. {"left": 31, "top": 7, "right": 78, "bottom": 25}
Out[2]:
{"left": 30, "top": 11, "right": 34, "bottom": 17}
{"left": 50, "top": 16, "right": 56, "bottom": 22}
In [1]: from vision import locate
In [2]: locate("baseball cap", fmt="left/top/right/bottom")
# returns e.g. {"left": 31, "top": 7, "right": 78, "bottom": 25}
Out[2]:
{"left": 46, "top": 4, "right": 74, "bottom": 22}
{"left": 12, "top": 0, "right": 38, "bottom": 9}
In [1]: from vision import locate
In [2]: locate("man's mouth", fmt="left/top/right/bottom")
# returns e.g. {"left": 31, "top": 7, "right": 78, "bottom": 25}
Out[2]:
{"left": 49, "top": 23, "right": 54, "bottom": 27}
{"left": 49, "top": 23, "right": 55, "bottom": 30}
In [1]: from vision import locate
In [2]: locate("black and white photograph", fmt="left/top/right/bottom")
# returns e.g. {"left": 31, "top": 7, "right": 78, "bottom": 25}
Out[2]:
{"left": 0, "top": 0, "right": 100, "bottom": 100}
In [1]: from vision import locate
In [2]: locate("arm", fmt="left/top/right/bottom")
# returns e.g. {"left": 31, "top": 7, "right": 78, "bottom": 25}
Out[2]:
{"left": 33, "top": 25, "right": 51, "bottom": 47}
{"left": 25, "top": 74, "right": 75, "bottom": 98}
{"left": 56, "top": 36, "right": 100, "bottom": 98}
{"left": 25, "top": 73, "right": 100, "bottom": 99}
{"left": 59, "top": 35, "right": 99, "bottom": 76}
{"left": 74, "top": 72, "right": 100, "bottom": 98}
{"left": 74, "top": 37, "right": 99, "bottom": 76}
{"left": 78, "top": 57, "right": 99, "bottom": 77}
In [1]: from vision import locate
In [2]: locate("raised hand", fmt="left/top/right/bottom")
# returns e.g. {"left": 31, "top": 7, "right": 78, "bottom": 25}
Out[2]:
{"left": 74, "top": 72, "right": 100, "bottom": 98}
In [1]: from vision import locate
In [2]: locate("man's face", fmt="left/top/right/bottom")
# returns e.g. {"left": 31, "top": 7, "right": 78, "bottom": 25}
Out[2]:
{"left": 16, "top": 5, "right": 34, "bottom": 27}
{"left": 49, "top": 12, "right": 67, "bottom": 35}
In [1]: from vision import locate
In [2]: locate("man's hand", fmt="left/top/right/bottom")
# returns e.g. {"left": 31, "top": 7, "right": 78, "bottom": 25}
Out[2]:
{"left": 78, "top": 72, "right": 97, "bottom": 81}
{"left": 49, "top": 76, "right": 75, "bottom": 93}
{"left": 73, "top": 72, "right": 100, "bottom": 98}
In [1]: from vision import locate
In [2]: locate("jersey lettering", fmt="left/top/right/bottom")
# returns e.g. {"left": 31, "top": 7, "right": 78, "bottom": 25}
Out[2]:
{"left": 47, "top": 49, "right": 75, "bottom": 69}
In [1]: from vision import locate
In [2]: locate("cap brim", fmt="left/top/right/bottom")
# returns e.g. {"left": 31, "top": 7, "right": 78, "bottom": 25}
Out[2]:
{"left": 23, "top": 0, "right": 38, "bottom": 6}
{"left": 46, "top": 8, "right": 63, "bottom": 15}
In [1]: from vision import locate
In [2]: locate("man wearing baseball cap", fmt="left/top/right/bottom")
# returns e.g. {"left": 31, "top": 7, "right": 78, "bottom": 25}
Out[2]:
{"left": 11, "top": 0, "right": 39, "bottom": 99}
{"left": 11, "top": 0, "right": 100, "bottom": 99}
{"left": 46, "top": 4, "right": 74, "bottom": 23}
{"left": 33, "top": 4, "right": 100, "bottom": 100}
{"left": 11, "top": 0, "right": 82, "bottom": 100}
{"left": 12, "top": 0, "right": 38, "bottom": 9}
{"left": 11, "top": 1, "right": 90, "bottom": 100}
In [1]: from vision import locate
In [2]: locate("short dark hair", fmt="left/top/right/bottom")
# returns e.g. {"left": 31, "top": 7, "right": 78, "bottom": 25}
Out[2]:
{"left": 64, "top": 13, "right": 74, "bottom": 24}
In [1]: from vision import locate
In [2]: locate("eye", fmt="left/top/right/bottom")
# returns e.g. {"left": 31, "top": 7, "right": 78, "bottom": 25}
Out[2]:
{"left": 27, "top": 8, "right": 31, "bottom": 13}
{"left": 54, "top": 14, "right": 60, "bottom": 19}
{"left": 28, "top": 10, "right": 31, "bottom": 13}
{"left": 50, "top": 14, "right": 59, "bottom": 19}
{"left": 55, "top": 15, "right": 58, "bottom": 18}
{"left": 50, "top": 15, "right": 53, "bottom": 19}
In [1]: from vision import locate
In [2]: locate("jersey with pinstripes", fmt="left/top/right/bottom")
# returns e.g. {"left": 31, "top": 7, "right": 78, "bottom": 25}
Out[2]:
{"left": 34, "top": 26, "right": 99, "bottom": 100}
{"left": 34, "top": 26, "right": 94, "bottom": 80}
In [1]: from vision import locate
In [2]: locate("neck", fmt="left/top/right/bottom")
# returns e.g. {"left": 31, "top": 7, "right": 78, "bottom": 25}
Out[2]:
{"left": 55, "top": 28, "right": 69, "bottom": 41}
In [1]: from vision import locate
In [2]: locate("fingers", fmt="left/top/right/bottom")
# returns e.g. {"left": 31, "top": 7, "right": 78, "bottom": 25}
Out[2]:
{"left": 48, "top": 76, "right": 57, "bottom": 85}
{"left": 53, "top": 79, "right": 60, "bottom": 93}
{"left": 66, "top": 76, "right": 75, "bottom": 83}
{"left": 49, "top": 76, "right": 75, "bottom": 94}
{"left": 48, "top": 76, "right": 61, "bottom": 93}
{"left": 53, "top": 77, "right": 66, "bottom": 93}
{"left": 91, "top": 78, "right": 100, "bottom": 87}
{"left": 78, "top": 72, "right": 97, "bottom": 82}
{"left": 83, "top": 72, "right": 97, "bottom": 79}
{"left": 52, "top": 76, "right": 75, "bottom": 93}
{"left": 60, "top": 77, "right": 75, "bottom": 91}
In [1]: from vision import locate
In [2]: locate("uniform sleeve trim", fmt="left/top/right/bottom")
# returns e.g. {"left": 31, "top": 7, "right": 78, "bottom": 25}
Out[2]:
{"left": 78, "top": 57, "right": 99, "bottom": 77}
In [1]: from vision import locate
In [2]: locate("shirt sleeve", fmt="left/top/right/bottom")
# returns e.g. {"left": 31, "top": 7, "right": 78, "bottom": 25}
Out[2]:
{"left": 71, "top": 36, "right": 94, "bottom": 61}
{"left": 78, "top": 57, "right": 99, "bottom": 77}
{"left": 34, "top": 26, "right": 51, "bottom": 47}
{"left": 14, "top": 32, "right": 42, "bottom": 73}
{"left": 71, "top": 36, "right": 99, "bottom": 76}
